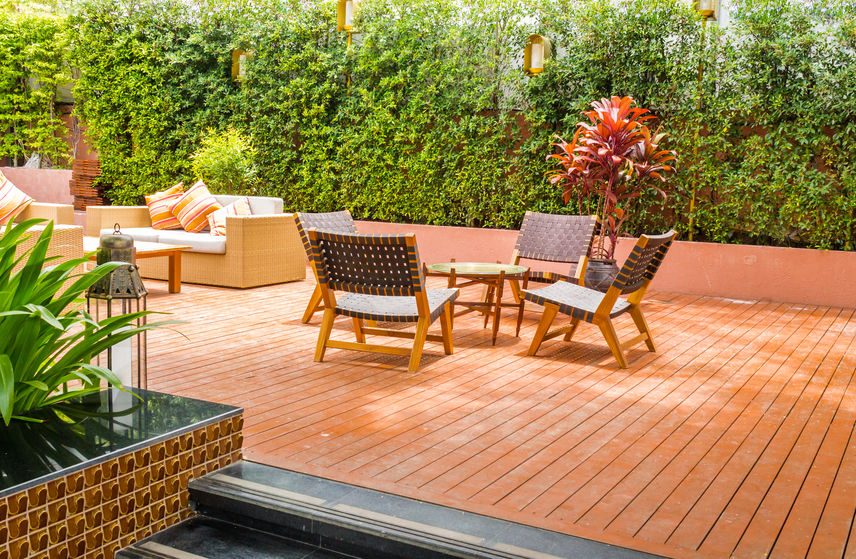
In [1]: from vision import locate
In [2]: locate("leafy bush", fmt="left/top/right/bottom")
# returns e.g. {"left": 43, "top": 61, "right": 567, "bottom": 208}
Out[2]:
{"left": 62, "top": 0, "right": 856, "bottom": 249}
{"left": 0, "top": 11, "right": 69, "bottom": 167}
{"left": 0, "top": 220, "right": 159, "bottom": 424}
{"left": 191, "top": 128, "right": 257, "bottom": 194}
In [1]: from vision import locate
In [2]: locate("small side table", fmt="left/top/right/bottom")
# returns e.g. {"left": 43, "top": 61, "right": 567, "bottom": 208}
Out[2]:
{"left": 426, "top": 262, "right": 529, "bottom": 345}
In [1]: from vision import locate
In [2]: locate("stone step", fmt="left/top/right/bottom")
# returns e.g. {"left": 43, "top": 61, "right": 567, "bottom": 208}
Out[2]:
{"left": 116, "top": 516, "right": 357, "bottom": 559}
{"left": 185, "top": 461, "right": 659, "bottom": 559}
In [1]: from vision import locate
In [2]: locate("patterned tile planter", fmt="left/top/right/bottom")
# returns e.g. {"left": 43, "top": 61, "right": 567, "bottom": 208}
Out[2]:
{"left": 0, "top": 390, "right": 243, "bottom": 559}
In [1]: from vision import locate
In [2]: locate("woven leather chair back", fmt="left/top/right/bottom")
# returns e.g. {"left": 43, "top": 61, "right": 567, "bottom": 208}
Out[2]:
{"left": 307, "top": 230, "right": 424, "bottom": 296}
{"left": 515, "top": 212, "right": 597, "bottom": 263}
{"left": 611, "top": 231, "right": 677, "bottom": 295}
{"left": 295, "top": 211, "right": 357, "bottom": 253}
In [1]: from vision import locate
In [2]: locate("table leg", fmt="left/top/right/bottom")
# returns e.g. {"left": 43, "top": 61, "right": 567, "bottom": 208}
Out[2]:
{"left": 168, "top": 251, "right": 182, "bottom": 293}
{"left": 492, "top": 271, "right": 506, "bottom": 345}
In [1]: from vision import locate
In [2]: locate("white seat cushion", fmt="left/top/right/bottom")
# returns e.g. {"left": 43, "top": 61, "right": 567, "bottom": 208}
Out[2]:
{"left": 100, "top": 227, "right": 161, "bottom": 243}
{"left": 155, "top": 229, "right": 227, "bottom": 254}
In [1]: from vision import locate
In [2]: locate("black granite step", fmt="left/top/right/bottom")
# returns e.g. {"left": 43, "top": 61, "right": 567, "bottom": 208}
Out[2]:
{"left": 185, "top": 461, "right": 661, "bottom": 559}
{"left": 116, "top": 516, "right": 357, "bottom": 559}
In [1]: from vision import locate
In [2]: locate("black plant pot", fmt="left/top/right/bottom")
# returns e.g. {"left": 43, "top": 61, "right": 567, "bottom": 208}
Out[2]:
{"left": 585, "top": 259, "right": 619, "bottom": 292}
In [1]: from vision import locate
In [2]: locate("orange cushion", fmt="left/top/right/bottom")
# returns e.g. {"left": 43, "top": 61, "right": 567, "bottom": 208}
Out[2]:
{"left": 145, "top": 183, "right": 184, "bottom": 230}
{"left": 171, "top": 181, "right": 222, "bottom": 233}
{"left": 0, "top": 170, "right": 34, "bottom": 225}
{"left": 207, "top": 197, "right": 252, "bottom": 236}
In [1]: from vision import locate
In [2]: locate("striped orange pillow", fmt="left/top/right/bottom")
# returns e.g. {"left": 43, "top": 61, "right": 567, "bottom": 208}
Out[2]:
{"left": 207, "top": 197, "right": 252, "bottom": 236}
{"left": 171, "top": 181, "right": 222, "bottom": 233}
{"left": 0, "top": 170, "right": 34, "bottom": 225}
{"left": 145, "top": 183, "right": 184, "bottom": 230}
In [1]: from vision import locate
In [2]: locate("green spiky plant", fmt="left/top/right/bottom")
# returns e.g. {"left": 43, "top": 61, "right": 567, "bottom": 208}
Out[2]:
{"left": 0, "top": 219, "right": 161, "bottom": 425}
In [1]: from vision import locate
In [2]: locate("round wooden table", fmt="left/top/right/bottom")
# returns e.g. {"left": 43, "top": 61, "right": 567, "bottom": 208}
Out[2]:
{"left": 426, "top": 262, "right": 529, "bottom": 345}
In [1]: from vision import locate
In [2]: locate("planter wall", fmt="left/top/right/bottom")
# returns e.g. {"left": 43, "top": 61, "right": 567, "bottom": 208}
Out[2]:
{"left": 356, "top": 221, "right": 856, "bottom": 308}
{"left": 0, "top": 390, "right": 243, "bottom": 559}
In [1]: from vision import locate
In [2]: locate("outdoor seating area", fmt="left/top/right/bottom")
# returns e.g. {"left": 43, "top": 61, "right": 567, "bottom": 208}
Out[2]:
{"left": 5, "top": 0, "right": 856, "bottom": 557}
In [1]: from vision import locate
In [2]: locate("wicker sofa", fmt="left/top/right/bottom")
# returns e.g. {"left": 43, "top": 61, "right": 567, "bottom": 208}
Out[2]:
{"left": 85, "top": 196, "right": 305, "bottom": 288}
{"left": 15, "top": 202, "right": 75, "bottom": 225}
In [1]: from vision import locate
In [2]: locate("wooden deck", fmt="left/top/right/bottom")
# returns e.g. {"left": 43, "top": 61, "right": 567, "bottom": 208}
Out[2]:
{"left": 145, "top": 272, "right": 856, "bottom": 559}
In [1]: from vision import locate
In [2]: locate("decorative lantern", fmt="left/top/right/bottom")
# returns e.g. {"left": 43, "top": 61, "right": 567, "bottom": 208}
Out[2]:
{"left": 86, "top": 225, "right": 148, "bottom": 390}
{"left": 695, "top": 0, "right": 718, "bottom": 20}
{"left": 337, "top": 0, "right": 358, "bottom": 32}
{"left": 524, "top": 34, "right": 552, "bottom": 76}
{"left": 231, "top": 48, "right": 250, "bottom": 82}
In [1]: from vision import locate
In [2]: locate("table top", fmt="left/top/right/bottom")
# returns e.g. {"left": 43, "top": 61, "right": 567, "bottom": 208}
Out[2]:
{"left": 427, "top": 262, "right": 528, "bottom": 276}
{"left": 84, "top": 236, "right": 192, "bottom": 254}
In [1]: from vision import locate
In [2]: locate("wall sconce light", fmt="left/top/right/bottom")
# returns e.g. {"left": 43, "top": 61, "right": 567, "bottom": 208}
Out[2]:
{"left": 695, "top": 0, "right": 718, "bottom": 20}
{"left": 337, "top": 0, "right": 358, "bottom": 33}
{"left": 524, "top": 34, "right": 552, "bottom": 76}
{"left": 231, "top": 48, "right": 251, "bottom": 82}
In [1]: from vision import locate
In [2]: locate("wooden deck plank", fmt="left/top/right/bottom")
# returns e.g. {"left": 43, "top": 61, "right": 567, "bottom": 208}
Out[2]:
{"left": 144, "top": 273, "right": 856, "bottom": 559}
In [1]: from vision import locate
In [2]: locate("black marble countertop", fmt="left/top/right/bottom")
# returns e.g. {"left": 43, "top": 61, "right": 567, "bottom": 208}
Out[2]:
{"left": 0, "top": 388, "right": 242, "bottom": 498}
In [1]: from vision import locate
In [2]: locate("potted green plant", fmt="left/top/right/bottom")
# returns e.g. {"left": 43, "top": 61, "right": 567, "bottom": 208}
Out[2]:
{"left": 547, "top": 95, "right": 676, "bottom": 290}
{"left": 0, "top": 220, "right": 160, "bottom": 425}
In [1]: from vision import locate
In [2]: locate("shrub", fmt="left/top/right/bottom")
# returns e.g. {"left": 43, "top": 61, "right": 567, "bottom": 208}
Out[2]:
{"left": 191, "top": 128, "right": 257, "bottom": 194}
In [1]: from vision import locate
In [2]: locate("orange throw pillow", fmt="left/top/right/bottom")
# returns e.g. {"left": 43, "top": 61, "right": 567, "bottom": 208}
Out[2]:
{"left": 207, "top": 197, "right": 252, "bottom": 236}
{"left": 171, "top": 180, "right": 222, "bottom": 233}
{"left": 145, "top": 182, "right": 184, "bottom": 230}
{"left": 0, "top": 170, "right": 34, "bottom": 225}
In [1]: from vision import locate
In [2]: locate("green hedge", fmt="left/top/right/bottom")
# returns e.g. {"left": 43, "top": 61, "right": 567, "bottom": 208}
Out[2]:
{"left": 63, "top": 0, "right": 856, "bottom": 249}
{"left": 0, "top": 11, "right": 68, "bottom": 167}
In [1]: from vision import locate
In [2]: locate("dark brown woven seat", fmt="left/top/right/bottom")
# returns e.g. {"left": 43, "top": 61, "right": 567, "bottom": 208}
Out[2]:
{"left": 506, "top": 212, "right": 598, "bottom": 335}
{"left": 523, "top": 231, "right": 676, "bottom": 368}
{"left": 294, "top": 211, "right": 359, "bottom": 323}
{"left": 307, "top": 229, "right": 458, "bottom": 372}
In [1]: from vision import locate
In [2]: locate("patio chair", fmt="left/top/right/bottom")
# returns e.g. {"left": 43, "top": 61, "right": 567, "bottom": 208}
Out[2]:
{"left": 523, "top": 231, "right": 676, "bottom": 368}
{"left": 294, "top": 211, "right": 358, "bottom": 323}
{"left": 508, "top": 212, "right": 598, "bottom": 335}
{"left": 307, "top": 229, "right": 458, "bottom": 372}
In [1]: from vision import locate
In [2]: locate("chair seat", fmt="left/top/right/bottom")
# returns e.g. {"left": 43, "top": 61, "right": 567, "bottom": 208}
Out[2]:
{"left": 523, "top": 281, "right": 630, "bottom": 321}
{"left": 527, "top": 270, "right": 574, "bottom": 284}
{"left": 336, "top": 289, "right": 459, "bottom": 323}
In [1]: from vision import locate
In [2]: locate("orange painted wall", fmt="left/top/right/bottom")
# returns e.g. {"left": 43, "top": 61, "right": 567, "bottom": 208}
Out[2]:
{"left": 356, "top": 221, "right": 856, "bottom": 308}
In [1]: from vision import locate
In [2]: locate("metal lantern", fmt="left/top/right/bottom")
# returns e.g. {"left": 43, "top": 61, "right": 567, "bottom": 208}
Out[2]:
{"left": 231, "top": 48, "right": 250, "bottom": 82}
{"left": 695, "top": 0, "right": 718, "bottom": 20}
{"left": 337, "top": 0, "right": 358, "bottom": 32}
{"left": 86, "top": 224, "right": 148, "bottom": 390}
{"left": 524, "top": 34, "right": 552, "bottom": 76}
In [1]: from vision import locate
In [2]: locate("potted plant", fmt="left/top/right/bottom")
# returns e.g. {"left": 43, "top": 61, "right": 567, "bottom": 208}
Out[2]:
{"left": 547, "top": 95, "right": 676, "bottom": 290}
{"left": 0, "top": 220, "right": 161, "bottom": 425}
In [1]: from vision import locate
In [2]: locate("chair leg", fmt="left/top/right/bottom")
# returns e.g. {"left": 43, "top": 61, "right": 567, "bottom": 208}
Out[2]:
{"left": 353, "top": 317, "right": 365, "bottom": 343}
{"left": 527, "top": 303, "right": 559, "bottom": 356}
{"left": 483, "top": 285, "right": 495, "bottom": 328}
{"left": 440, "top": 304, "right": 454, "bottom": 355}
{"left": 628, "top": 305, "right": 656, "bottom": 352}
{"left": 563, "top": 318, "right": 581, "bottom": 342}
{"left": 302, "top": 284, "right": 323, "bottom": 324}
{"left": 516, "top": 299, "right": 525, "bottom": 337}
{"left": 597, "top": 318, "right": 628, "bottom": 368}
{"left": 408, "top": 317, "right": 431, "bottom": 372}
{"left": 314, "top": 308, "right": 336, "bottom": 362}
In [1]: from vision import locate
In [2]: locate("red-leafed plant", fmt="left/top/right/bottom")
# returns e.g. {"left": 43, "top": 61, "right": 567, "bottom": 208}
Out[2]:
{"left": 547, "top": 96, "right": 676, "bottom": 260}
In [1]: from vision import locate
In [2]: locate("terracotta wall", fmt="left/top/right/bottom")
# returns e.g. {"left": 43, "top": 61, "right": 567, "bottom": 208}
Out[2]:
{"left": 2, "top": 166, "right": 73, "bottom": 204}
{"left": 356, "top": 221, "right": 856, "bottom": 308}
